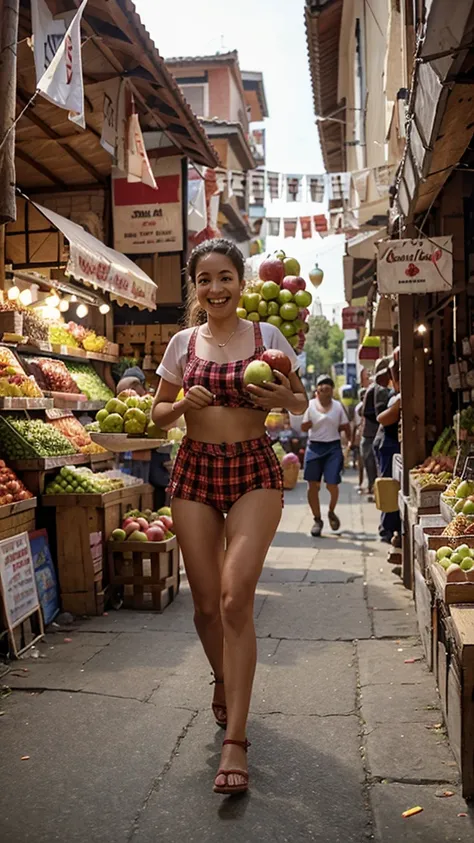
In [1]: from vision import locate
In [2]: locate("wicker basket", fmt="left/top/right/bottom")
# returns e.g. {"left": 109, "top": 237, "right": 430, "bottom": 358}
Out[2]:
{"left": 283, "top": 463, "right": 299, "bottom": 490}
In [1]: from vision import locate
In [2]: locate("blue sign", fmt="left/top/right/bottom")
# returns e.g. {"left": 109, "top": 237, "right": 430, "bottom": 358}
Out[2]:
{"left": 29, "top": 530, "right": 59, "bottom": 626}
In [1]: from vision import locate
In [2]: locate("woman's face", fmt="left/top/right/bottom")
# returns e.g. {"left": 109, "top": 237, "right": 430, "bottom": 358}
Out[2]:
{"left": 195, "top": 252, "right": 243, "bottom": 320}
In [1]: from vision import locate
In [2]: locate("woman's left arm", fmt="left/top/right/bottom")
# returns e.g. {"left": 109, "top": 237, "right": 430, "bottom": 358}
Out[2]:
{"left": 246, "top": 371, "right": 308, "bottom": 415}
{"left": 377, "top": 397, "right": 401, "bottom": 426}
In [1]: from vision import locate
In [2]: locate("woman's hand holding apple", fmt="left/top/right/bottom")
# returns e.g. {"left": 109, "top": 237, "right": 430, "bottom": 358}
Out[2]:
{"left": 246, "top": 370, "right": 295, "bottom": 410}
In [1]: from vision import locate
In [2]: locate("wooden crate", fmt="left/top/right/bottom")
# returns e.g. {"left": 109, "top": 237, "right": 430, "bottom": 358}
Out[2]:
{"left": 444, "top": 606, "right": 474, "bottom": 798}
{"left": 409, "top": 476, "right": 446, "bottom": 509}
{"left": 42, "top": 489, "right": 126, "bottom": 615}
{"left": 107, "top": 536, "right": 179, "bottom": 612}
{"left": 0, "top": 506, "right": 36, "bottom": 540}
{"left": 0, "top": 310, "right": 23, "bottom": 335}
{"left": 429, "top": 560, "right": 474, "bottom": 605}
{"left": 414, "top": 560, "right": 435, "bottom": 670}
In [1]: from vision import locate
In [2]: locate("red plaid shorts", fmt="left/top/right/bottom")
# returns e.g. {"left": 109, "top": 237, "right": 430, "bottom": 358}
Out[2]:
{"left": 168, "top": 435, "right": 284, "bottom": 513}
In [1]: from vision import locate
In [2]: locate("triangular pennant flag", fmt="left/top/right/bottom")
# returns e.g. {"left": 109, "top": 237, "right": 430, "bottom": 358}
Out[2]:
{"left": 127, "top": 112, "right": 157, "bottom": 190}
{"left": 31, "top": 0, "right": 66, "bottom": 84}
{"left": 300, "top": 216, "right": 312, "bottom": 239}
{"left": 36, "top": 0, "right": 88, "bottom": 129}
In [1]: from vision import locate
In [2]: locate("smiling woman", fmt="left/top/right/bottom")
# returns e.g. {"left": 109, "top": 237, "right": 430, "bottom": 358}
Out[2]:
{"left": 151, "top": 238, "right": 307, "bottom": 795}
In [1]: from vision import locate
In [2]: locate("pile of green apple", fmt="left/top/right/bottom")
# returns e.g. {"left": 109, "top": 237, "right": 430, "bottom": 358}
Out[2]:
{"left": 238, "top": 252, "right": 312, "bottom": 352}
{"left": 448, "top": 479, "right": 474, "bottom": 515}
{"left": 95, "top": 390, "right": 155, "bottom": 436}
{"left": 436, "top": 543, "right": 474, "bottom": 582}
{"left": 45, "top": 466, "right": 124, "bottom": 495}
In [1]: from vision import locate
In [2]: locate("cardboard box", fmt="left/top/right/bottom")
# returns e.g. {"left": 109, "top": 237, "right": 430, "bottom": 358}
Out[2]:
{"left": 145, "top": 324, "right": 162, "bottom": 352}
{"left": 161, "top": 324, "right": 180, "bottom": 343}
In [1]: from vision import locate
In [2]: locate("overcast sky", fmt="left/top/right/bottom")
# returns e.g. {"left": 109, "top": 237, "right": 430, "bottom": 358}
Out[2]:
{"left": 135, "top": 0, "right": 345, "bottom": 316}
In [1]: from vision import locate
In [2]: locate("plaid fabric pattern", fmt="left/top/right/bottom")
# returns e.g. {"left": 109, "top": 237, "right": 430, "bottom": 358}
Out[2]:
{"left": 182, "top": 322, "right": 265, "bottom": 409}
{"left": 169, "top": 436, "right": 284, "bottom": 512}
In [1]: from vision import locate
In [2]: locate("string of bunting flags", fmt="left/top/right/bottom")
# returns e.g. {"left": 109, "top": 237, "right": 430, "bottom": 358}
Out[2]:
{"left": 250, "top": 167, "right": 394, "bottom": 206}
{"left": 265, "top": 209, "right": 360, "bottom": 240}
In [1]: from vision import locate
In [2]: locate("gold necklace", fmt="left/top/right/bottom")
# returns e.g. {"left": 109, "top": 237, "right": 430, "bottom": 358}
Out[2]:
{"left": 205, "top": 325, "right": 237, "bottom": 348}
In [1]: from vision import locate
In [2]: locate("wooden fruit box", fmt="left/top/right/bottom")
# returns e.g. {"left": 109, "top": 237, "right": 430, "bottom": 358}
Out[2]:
{"left": 410, "top": 482, "right": 446, "bottom": 510}
{"left": 0, "top": 310, "right": 23, "bottom": 335}
{"left": 51, "top": 343, "right": 87, "bottom": 359}
{"left": 429, "top": 560, "right": 474, "bottom": 605}
{"left": 0, "top": 497, "right": 37, "bottom": 541}
{"left": 107, "top": 535, "right": 179, "bottom": 612}
{"left": 440, "top": 497, "right": 456, "bottom": 523}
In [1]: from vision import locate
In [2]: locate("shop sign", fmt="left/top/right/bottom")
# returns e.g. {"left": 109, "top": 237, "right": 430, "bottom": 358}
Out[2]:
{"left": 0, "top": 532, "right": 40, "bottom": 628}
{"left": 377, "top": 236, "right": 453, "bottom": 294}
{"left": 112, "top": 156, "right": 183, "bottom": 254}
{"left": 342, "top": 306, "right": 366, "bottom": 330}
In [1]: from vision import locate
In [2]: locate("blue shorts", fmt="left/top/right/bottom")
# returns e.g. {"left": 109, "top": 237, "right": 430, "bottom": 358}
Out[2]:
{"left": 304, "top": 440, "right": 343, "bottom": 485}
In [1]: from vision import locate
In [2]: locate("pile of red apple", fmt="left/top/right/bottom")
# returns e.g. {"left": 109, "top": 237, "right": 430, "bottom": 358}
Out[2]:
{"left": 112, "top": 512, "right": 174, "bottom": 544}
{"left": 0, "top": 460, "right": 34, "bottom": 506}
{"left": 238, "top": 251, "right": 312, "bottom": 353}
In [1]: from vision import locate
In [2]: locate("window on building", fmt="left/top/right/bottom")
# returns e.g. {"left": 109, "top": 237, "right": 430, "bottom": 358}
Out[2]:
{"left": 286, "top": 176, "right": 302, "bottom": 202}
{"left": 178, "top": 83, "right": 208, "bottom": 117}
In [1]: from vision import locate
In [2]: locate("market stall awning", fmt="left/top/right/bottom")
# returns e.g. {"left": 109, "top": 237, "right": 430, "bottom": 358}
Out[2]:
{"left": 394, "top": 0, "right": 474, "bottom": 221}
{"left": 346, "top": 228, "right": 385, "bottom": 260}
{"left": 34, "top": 203, "right": 157, "bottom": 311}
{"left": 344, "top": 255, "right": 375, "bottom": 305}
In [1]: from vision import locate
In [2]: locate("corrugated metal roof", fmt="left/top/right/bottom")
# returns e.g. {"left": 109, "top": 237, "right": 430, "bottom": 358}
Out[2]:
{"left": 305, "top": 0, "right": 345, "bottom": 173}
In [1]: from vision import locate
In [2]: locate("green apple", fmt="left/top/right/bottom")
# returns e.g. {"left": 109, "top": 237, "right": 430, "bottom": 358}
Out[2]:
{"left": 258, "top": 300, "right": 268, "bottom": 317}
{"left": 247, "top": 312, "right": 260, "bottom": 322}
{"left": 287, "top": 334, "right": 299, "bottom": 348}
{"left": 283, "top": 256, "right": 301, "bottom": 276}
{"left": 243, "top": 360, "right": 274, "bottom": 386}
{"left": 267, "top": 315, "right": 282, "bottom": 328}
{"left": 450, "top": 552, "right": 463, "bottom": 565}
{"left": 461, "top": 558, "right": 473, "bottom": 571}
{"left": 281, "top": 322, "right": 297, "bottom": 338}
{"left": 96, "top": 409, "right": 108, "bottom": 423}
{"left": 236, "top": 307, "right": 247, "bottom": 319}
{"left": 280, "top": 302, "right": 299, "bottom": 322}
{"left": 261, "top": 281, "right": 281, "bottom": 301}
{"left": 254, "top": 280, "right": 264, "bottom": 292}
{"left": 456, "top": 480, "right": 471, "bottom": 498}
{"left": 294, "top": 289, "right": 313, "bottom": 308}
{"left": 454, "top": 499, "right": 465, "bottom": 513}
{"left": 243, "top": 293, "right": 261, "bottom": 313}
{"left": 436, "top": 546, "right": 453, "bottom": 561}
{"left": 457, "top": 544, "right": 471, "bottom": 559}
{"left": 278, "top": 289, "right": 293, "bottom": 305}
{"left": 439, "top": 557, "right": 452, "bottom": 571}
{"left": 463, "top": 501, "right": 474, "bottom": 515}
{"left": 267, "top": 301, "right": 280, "bottom": 316}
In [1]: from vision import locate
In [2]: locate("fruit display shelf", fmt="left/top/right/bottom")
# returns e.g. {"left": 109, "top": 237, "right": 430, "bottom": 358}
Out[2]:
{"left": 11, "top": 343, "right": 119, "bottom": 365}
{"left": 42, "top": 488, "right": 124, "bottom": 508}
{"left": 429, "top": 559, "right": 474, "bottom": 605}
{"left": 0, "top": 397, "right": 53, "bottom": 410}
{"left": 0, "top": 496, "right": 37, "bottom": 519}
{"left": 46, "top": 394, "right": 106, "bottom": 412}
{"left": 90, "top": 433, "right": 168, "bottom": 453}
{"left": 8, "top": 453, "right": 89, "bottom": 472}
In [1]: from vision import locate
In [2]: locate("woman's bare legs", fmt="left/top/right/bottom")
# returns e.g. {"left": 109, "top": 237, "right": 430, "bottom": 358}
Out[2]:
{"left": 215, "top": 489, "right": 282, "bottom": 788}
{"left": 172, "top": 498, "right": 226, "bottom": 715}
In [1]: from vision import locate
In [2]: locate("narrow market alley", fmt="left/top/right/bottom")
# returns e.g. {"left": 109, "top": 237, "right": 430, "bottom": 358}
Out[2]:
{"left": 1, "top": 474, "right": 473, "bottom": 843}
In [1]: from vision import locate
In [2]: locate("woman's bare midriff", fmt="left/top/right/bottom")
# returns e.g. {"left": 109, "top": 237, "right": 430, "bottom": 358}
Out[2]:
{"left": 184, "top": 406, "right": 268, "bottom": 444}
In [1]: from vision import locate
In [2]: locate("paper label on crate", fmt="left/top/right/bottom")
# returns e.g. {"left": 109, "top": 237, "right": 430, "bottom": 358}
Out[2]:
{"left": 45, "top": 408, "right": 73, "bottom": 420}
{"left": 0, "top": 532, "right": 40, "bottom": 628}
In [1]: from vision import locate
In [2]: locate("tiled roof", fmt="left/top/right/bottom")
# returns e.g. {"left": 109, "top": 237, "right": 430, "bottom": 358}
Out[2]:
{"left": 165, "top": 51, "right": 239, "bottom": 65}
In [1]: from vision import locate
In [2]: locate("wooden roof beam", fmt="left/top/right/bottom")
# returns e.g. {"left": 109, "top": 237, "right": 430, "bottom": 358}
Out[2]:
{"left": 17, "top": 90, "right": 105, "bottom": 183}
{"left": 16, "top": 148, "right": 67, "bottom": 189}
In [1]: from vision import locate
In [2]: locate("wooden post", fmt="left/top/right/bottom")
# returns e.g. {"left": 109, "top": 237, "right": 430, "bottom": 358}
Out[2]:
{"left": 399, "top": 294, "right": 416, "bottom": 590}
{"left": 0, "top": 0, "right": 19, "bottom": 226}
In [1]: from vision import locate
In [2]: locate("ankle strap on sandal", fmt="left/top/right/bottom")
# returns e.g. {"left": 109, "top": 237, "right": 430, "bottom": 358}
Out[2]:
{"left": 223, "top": 738, "right": 251, "bottom": 751}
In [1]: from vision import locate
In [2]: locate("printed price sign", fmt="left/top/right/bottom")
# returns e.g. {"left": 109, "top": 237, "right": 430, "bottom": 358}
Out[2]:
{"left": 0, "top": 532, "right": 40, "bottom": 627}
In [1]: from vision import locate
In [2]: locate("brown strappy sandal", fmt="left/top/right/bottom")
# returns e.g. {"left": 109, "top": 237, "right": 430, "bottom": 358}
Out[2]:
{"left": 210, "top": 675, "right": 227, "bottom": 728}
{"left": 213, "top": 738, "right": 251, "bottom": 795}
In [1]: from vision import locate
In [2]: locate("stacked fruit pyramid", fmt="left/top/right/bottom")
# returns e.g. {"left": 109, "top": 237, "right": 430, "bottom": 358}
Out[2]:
{"left": 239, "top": 252, "right": 313, "bottom": 352}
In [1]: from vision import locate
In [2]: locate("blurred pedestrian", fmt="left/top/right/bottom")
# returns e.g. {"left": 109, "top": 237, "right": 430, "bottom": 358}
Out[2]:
{"left": 302, "top": 375, "right": 351, "bottom": 537}
{"left": 353, "top": 388, "right": 366, "bottom": 491}
{"left": 375, "top": 350, "right": 401, "bottom": 544}
{"left": 360, "top": 358, "right": 391, "bottom": 497}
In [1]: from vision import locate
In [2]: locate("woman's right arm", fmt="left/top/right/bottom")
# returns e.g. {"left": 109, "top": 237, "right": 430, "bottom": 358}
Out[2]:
{"left": 152, "top": 380, "right": 214, "bottom": 430}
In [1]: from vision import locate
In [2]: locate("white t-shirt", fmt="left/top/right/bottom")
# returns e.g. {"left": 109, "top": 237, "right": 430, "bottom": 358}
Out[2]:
{"left": 303, "top": 398, "right": 348, "bottom": 443}
{"left": 157, "top": 321, "right": 299, "bottom": 386}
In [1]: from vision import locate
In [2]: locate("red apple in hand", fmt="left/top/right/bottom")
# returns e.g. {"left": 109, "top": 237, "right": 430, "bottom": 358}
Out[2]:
{"left": 282, "top": 276, "right": 306, "bottom": 296}
{"left": 261, "top": 349, "right": 292, "bottom": 377}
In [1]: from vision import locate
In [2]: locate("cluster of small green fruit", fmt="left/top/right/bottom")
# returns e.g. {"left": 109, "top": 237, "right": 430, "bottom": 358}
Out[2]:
{"left": 443, "top": 479, "right": 474, "bottom": 515}
{"left": 95, "top": 391, "right": 155, "bottom": 435}
{"left": 1, "top": 416, "right": 76, "bottom": 459}
{"left": 436, "top": 544, "right": 474, "bottom": 581}
{"left": 65, "top": 362, "right": 114, "bottom": 402}
{"left": 45, "top": 466, "right": 124, "bottom": 495}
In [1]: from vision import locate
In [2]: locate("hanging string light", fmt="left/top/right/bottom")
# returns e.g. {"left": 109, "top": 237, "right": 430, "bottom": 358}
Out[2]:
{"left": 7, "top": 286, "right": 20, "bottom": 301}
{"left": 76, "top": 304, "right": 88, "bottom": 318}
{"left": 99, "top": 303, "right": 110, "bottom": 315}
{"left": 59, "top": 300, "right": 70, "bottom": 313}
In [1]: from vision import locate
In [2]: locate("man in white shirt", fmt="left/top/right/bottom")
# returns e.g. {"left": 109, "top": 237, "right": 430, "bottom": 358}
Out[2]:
{"left": 301, "top": 375, "right": 351, "bottom": 537}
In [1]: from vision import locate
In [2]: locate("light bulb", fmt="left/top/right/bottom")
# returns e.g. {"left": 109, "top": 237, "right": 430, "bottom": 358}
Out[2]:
{"left": 45, "top": 292, "right": 60, "bottom": 308}
{"left": 76, "top": 304, "right": 88, "bottom": 318}
{"left": 19, "top": 289, "right": 32, "bottom": 306}
{"left": 416, "top": 324, "right": 427, "bottom": 335}
{"left": 99, "top": 303, "right": 110, "bottom": 315}
{"left": 7, "top": 285, "right": 20, "bottom": 300}
{"left": 43, "top": 306, "right": 61, "bottom": 321}
{"left": 59, "top": 299, "right": 70, "bottom": 313}
{"left": 70, "top": 294, "right": 77, "bottom": 302}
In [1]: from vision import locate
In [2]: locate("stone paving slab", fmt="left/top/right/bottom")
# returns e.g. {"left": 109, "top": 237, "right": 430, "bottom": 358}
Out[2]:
{"left": 365, "top": 721, "right": 458, "bottom": 783}
{"left": 0, "top": 690, "right": 191, "bottom": 843}
{"left": 358, "top": 639, "right": 428, "bottom": 686}
{"left": 360, "top": 681, "right": 441, "bottom": 724}
{"left": 370, "top": 782, "right": 473, "bottom": 842}
{"left": 255, "top": 582, "right": 371, "bottom": 640}
{"left": 251, "top": 640, "right": 357, "bottom": 716}
{"left": 373, "top": 609, "right": 419, "bottom": 638}
{"left": 133, "top": 712, "right": 369, "bottom": 843}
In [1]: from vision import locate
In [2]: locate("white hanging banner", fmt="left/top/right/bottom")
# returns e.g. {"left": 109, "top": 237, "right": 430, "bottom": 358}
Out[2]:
{"left": 36, "top": 0, "right": 88, "bottom": 129}
{"left": 377, "top": 237, "right": 453, "bottom": 294}
{"left": 100, "top": 77, "right": 121, "bottom": 157}
{"left": 31, "top": 0, "right": 66, "bottom": 83}
{"left": 127, "top": 113, "right": 157, "bottom": 189}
